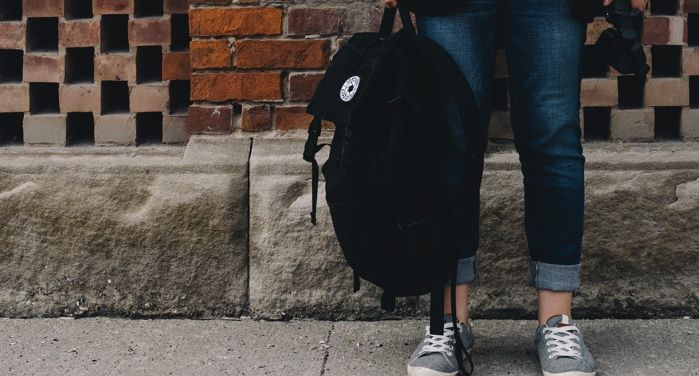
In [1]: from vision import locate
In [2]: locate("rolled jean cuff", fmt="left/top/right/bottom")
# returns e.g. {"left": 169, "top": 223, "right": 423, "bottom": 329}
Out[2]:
{"left": 527, "top": 260, "right": 581, "bottom": 292}
{"left": 444, "top": 256, "right": 477, "bottom": 287}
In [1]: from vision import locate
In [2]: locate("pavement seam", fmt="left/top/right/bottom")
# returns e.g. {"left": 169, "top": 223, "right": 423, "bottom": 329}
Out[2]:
{"left": 318, "top": 322, "right": 335, "bottom": 376}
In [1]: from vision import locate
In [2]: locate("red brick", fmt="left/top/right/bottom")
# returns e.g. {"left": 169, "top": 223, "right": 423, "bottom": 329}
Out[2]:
{"left": 0, "top": 23, "right": 25, "bottom": 50}
{"left": 684, "top": 47, "right": 699, "bottom": 75}
{"left": 22, "top": 0, "right": 63, "bottom": 17}
{"left": 23, "top": 114, "right": 67, "bottom": 146}
{"left": 644, "top": 17, "right": 670, "bottom": 45}
{"left": 191, "top": 72, "right": 281, "bottom": 101}
{"left": 130, "top": 84, "right": 169, "bottom": 112}
{"left": 0, "top": 85, "right": 30, "bottom": 113}
{"left": 24, "top": 54, "right": 64, "bottom": 83}
{"left": 95, "top": 114, "right": 136, "bottom": 145}
{"left": 288, "top": 8, "right": 344, "bottom": 36}
{"left": 645, "top": 78, "right": 689, "bottom": 106}
{"left": 189, "top": 8, "right": 282, "bottom": 37}
{"left": 643, "top": 16, "right": 685, "bottom": 46}
{"left": 686, "top": 0, "right": 699, "bottom": 13}
{"left": 187, "top": 105, "right": 233, "bottom": 134}
{"left": 681, "top": 108, "right": 699, "bottom": 140}
{"left": 342, "top": 5, "right": 382, "bottom": 34}
{"left": 288, "top": 73, "right": 323, "bottom": 101}
{"left": 162, "top": 52, "right": 191, "bottom": 81}
{"left": 95, "top": 54, "right": 136, "bottom": 81}
{"left": 163, "top": 114, "right": 189, "bottom": 143}
{"left": 275, "top": 106, "right": 316, "bottom": 131}
{"left": 59, "top": 84, "right": 100, "bottom": 112}
{"left": 93, "top": 0, "right": 133, "bottom": 14}
{"left": 580, "top": 78, "right": 618, "bottom": 107}
{"left": 236, "top": 40, "right": 330, "bottom": 69}
{"left": 164, "top": 0, "right": 189, "bottom": 14}
{"left": 190, "top": 40, "right": 231, "bottom": 69}
{"left": 59, "top": 20, "right": 100, "bottom": 48}
{"left": 189, "top": 0, "right": 227, "bottom": 3}
{"left": 242, "top": 105, "right": 272, "bottom": 132}
{"left": 129, "top": 18, "right": 171, "bottom": 46}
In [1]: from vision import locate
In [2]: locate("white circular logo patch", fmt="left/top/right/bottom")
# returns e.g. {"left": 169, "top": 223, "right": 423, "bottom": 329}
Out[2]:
{"left": 340, "top": 76, "right": 361, "bottom": 102}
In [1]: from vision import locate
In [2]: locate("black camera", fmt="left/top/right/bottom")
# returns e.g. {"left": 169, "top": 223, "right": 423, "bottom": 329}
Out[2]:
{"left": 593, "top": 0, "right": 650, "bottom": 77}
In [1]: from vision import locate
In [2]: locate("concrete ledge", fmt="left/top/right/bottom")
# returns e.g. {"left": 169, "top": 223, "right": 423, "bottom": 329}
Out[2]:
{"left": 249, "top": 139, "right": 699, "bottom": 319}
{"left": 2, "top": 137, "right": 698, "bottom": 319}
{"left": 0, "top": 136, "right": 250, "bottom": 318}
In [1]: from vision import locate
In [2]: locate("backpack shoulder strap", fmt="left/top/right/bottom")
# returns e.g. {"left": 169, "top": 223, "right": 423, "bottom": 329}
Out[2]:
{"left": 303, "top": 116, "right": 329, "bottom": 225}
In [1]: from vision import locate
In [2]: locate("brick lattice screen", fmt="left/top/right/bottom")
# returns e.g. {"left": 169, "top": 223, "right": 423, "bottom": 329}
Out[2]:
{"left": 0, "top": 0, "right": 191, "bottom": 146}
{"left": 2, "top": 1, "right": 699, "bottom": 145}
{"left": 188, "top": 0, "right": 699, "bottom": 142}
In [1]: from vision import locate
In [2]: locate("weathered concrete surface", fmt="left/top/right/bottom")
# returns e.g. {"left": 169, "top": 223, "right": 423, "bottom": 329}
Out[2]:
{"left": 0, "top": 318, "right": 331, "bottom": 376}
{"left": 324, "top": 319, "right": 699, "bottom": 376}
{"left": 1, "top": 318, "right": 697, "bottom": 376}
{"left": 0, "top": 136, "right": 250, "bottom": 318}
{"left": 249, "top": 139, "right": 699, "bottom": 319}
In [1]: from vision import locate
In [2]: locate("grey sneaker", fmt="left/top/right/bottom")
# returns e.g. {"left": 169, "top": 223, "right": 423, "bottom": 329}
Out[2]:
{"left": 535, "top": 314, "right": 596, "bottom": 376}
{"left": 407, "top": 319, "right": 474, "bottom": 376}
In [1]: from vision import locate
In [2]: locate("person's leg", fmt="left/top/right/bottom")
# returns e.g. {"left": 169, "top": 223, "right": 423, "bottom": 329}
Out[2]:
{"left": 407, "top": 4, "right": 498, "bottom": 376}
{"left": 504, "top": 1, "right": 595, "bottom": 375}
{"left": 503, "top": 0, "right": 586, "bottom": 319}
{"left": 416, "top": 0, "right": 499, "bottom": 325}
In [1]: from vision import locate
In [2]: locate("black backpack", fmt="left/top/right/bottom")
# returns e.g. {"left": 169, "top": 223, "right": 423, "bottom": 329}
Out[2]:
{"left": 303, "top": 3, "right": 486, "bottom": 374}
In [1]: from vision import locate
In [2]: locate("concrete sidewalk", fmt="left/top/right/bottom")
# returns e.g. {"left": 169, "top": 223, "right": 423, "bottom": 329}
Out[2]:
{"left": 1, "top": 318, "right": 697, "bottom": 376}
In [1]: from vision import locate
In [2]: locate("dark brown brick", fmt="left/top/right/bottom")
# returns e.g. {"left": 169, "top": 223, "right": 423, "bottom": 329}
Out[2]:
{"left": 187, "top": 105, "right": 233, "bottom": 134}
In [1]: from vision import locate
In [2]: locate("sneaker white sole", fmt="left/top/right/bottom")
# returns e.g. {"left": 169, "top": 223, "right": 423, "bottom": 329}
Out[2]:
{"left": 543, "top": 371, "right": 596, "bottom": 376}
{"left": 406, "top": 366, "right": 457, "bottom": 376}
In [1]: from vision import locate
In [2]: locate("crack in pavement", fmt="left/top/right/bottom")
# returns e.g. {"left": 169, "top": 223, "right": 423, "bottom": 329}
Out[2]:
{"left": 318, "top": 322, "right": 335, "bottom": 376}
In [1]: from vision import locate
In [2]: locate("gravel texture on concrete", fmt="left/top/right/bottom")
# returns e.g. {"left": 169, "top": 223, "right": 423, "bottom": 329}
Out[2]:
{"left": 0, "top": 318, "right": 696, "bottom": 376}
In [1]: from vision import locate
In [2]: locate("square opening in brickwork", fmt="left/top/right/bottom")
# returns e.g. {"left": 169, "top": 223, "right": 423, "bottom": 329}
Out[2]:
{"left": 654, "top": 107, "right": 681, "bottom": 140}
{"left": 0, "top": 0, "right": 21, "bottom": 21}
{"left": 0, "top": 113, "right": 24, "bottom": 145}
{"left": 134, "top": 0, "right": 163, "bottom": 18}
{"left": 64, "top": 0, "right": 93, "bottom": 20}
{"left": 688, "top": 14, "right": 699, "bottom": 46}
{"left": 66, "top": 112, "right": 94, "bottom": 145}
{"left": 491, "top": 78, "right": 508, "bottom": 111}
{"left": 136, "top": 112, "right": 162, "bottom": 144}
{"left": 169, "top": 80, "right": 190, "bottom": 114}
{"left": 651, "top": 46, "right": 682, "bottom": 77}
{"left": 617, "top": 75, "right": 645, "bottom": 109}
{"left": 170, "top": 14, "right": 190, "bottom": 52}
{"left": 583, "top": 107, "right": 611, "bottom": 141}
{"left": 650, "top": 0, "right": 678, "bottom": 15}
{"left": 101, "top": 15, "right": 129, "bottom": 53}
{"left": 65, "top": 47, "right": 94, "bottom": 83}
{"left": 690, "top": 76, "right": 699, "bottom": 108}
{"left": 0, "top": 49, "right": 23, "bottom": 83}
{"left": 101, "top": 81, "right": 129, "bottom": 114}
{"left": 27, "top": 18, "right": 59, "bottom": 52}
{"left": 582, "top": 46, "right": 608, "bottom": 78}
{"left": 30, "top": 83, "right": 60, "bottom": 114}
{"left": 136, "top": 46, "right": 162, "bottom": 83}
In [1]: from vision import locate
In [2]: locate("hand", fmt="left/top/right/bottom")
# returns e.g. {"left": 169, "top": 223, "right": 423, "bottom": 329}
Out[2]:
{"left": 383, "top": 0, "right": 398, "bottom": 8}
{"left": 602, "top": 0, "right": 648, "bottom": 11}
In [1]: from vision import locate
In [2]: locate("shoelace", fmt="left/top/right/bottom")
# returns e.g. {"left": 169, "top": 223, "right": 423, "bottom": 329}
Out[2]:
{"left": 419, "top": 323, "right": 457, "bottom": 357}
{"left": 543, "top": 324, "right": 583, "bottom": 360}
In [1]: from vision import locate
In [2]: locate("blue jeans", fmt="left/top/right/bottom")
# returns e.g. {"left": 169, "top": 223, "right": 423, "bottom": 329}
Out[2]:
{"left": 419, "top": 0, "right": 587, "bottom": 292}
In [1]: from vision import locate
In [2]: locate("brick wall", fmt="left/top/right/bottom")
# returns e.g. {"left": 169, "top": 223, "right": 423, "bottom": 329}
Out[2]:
{"left": 0, "top": 0, "right": 191, "bottom": 146}
{"left": 2, "top": 1, "right": 699, "bottom": 145}
{"left": 188, "top": 0, "right": 699, "bottom": 142}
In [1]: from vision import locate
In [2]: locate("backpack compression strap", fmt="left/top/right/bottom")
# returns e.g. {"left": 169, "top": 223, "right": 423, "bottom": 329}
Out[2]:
{"left": 303, "top": 116, "right": 329, "bottom": 225}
